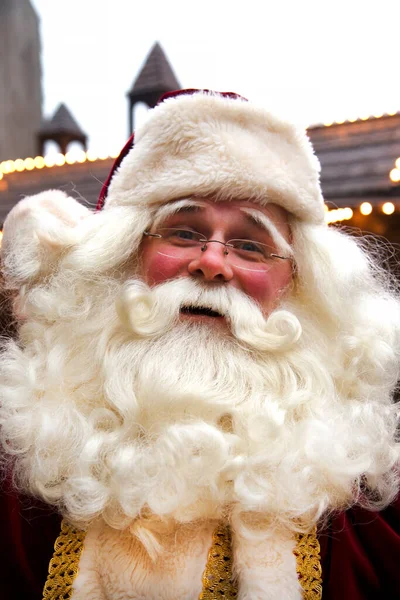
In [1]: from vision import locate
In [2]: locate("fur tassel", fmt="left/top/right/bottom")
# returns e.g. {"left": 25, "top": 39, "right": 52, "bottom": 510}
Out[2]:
{"left": 1, "top": 191, "right": 91, "bottom": 287}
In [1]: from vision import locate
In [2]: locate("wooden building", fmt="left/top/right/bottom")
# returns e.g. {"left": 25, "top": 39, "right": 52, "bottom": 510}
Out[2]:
{"left": 0, "top": 37, "right": 399, "bottom": 247}
{"left": 308, "top": 113, "right": 400, "bottom": 243}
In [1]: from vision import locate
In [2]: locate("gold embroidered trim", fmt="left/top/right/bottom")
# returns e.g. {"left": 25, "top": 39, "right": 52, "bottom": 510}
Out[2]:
{"left": 294, "top": 528, "right": 323, "bottom": 600}
{"left": 42, "top": 520, "right": 86, "bottom": 600}
{"left": 199, "top": 523, "right": 238, "bottom": 599}
{"left": 43, "top": 521, "right": 322, "bottom": 599}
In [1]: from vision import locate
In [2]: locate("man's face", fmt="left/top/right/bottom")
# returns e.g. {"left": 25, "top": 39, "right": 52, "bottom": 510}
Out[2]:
{"left": 139, "top": 198, "right": 293, "bottom": 316}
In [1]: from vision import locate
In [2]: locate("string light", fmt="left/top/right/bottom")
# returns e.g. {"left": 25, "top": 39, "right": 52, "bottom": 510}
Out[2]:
{"left": 0, "top": 230, "right": 3, "bottom": 246}
{"left": 44, "top": 155, "right": 56, "bottom": 168}
{"left": 390, "top": 168, "right": 400, "bottom": 183}
{"left": 321, "top": 110, "right": 399, "bottom": 128}
{"left": 76, "top": 150, "right": 87, "bottom": 163}
{"left": 34, "top": 156, "right": 45, "bottom": 169}
{"left": 65, "top": 152, "right": 77, "bottom": 165}
{"left": 0, "top": 149, "right": 115, "bottom": 176}
{"left": 24, "top": 158, "right": 35, "bottom": 170}
{"left": 14, "top": 159, "right": 25, "bottom": 172}
{"left": 86, "top": 150, "right": 98, "bottom": 162}
{"left": 382, "top": 202, "right": 395, "bottom": 215}
{"left": 360, "top": 202, "right": 373, "bottom": 215}
{"left": 325, "top": 207, "right": 353, "bottom": 224}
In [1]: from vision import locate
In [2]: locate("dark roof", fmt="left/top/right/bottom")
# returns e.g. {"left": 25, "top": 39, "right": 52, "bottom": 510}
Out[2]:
{"left": 39, "top": 103, "right": 86, "bottom": 136}
{"left": 128, "top": 42, "right": 180, "bottom": 97}
{"left": 0, "top": 159, "right": 113, "bottom": 224}
{"left": 307, "top": 114, "right": 400, "bottom": 204}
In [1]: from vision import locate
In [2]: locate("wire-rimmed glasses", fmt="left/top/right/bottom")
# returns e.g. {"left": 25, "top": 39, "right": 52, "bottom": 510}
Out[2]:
{"left": 143, "top": 227, "right": 291, "bottom": 270}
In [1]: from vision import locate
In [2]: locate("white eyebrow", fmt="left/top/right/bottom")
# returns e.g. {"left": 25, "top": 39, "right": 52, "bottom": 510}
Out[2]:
{"left": 151, "top": 198, "right": 208, "bottom": 230}
{"left": 239, "top": 207, "right": 293, "bottom": 256}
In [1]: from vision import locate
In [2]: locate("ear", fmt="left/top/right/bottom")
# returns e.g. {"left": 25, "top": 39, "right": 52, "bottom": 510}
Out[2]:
{"left": 1, "top": 190, "right": 91, "bottom": 287}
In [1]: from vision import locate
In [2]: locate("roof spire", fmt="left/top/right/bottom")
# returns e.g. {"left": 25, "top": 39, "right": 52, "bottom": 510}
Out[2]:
{"left": 127, "top": 42, "right": 181, "bottom": 135}
{"left": 38, "top": 103, "right": 87, "bottom": 155}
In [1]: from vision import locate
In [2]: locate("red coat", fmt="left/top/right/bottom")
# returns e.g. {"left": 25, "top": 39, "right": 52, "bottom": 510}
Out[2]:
{"left": 1, "top": 476, "right": 399, "bottom": 600}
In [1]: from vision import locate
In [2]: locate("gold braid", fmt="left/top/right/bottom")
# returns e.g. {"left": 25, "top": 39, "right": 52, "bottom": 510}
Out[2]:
{"left": 43, "top": 521, "right": 322, "bottom": 599}
{"left": 42, "top": 520, "right": 86, "bottom": 600}
{"left": 199, "top": 523, "right": 238, "bottom": 599}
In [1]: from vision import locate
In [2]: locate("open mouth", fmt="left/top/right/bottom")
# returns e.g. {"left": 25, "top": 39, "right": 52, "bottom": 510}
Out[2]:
{"left": 180, "top": 305, "right": 224, "bottom": 318}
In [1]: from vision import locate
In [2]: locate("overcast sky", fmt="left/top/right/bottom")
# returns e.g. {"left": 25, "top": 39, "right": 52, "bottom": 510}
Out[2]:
{"left": 30, "top": 0, "right": 400, "bottom": 155}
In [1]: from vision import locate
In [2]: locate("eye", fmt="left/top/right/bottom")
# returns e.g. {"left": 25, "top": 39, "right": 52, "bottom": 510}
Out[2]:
{"left": 175, "top": 229, "right": 198, "bottom": 240}
{"left": 230, "top": 239, "right": 268, "bottom": 255}
{"left": 159, "top": 228, "right": 205, "bottom": 245}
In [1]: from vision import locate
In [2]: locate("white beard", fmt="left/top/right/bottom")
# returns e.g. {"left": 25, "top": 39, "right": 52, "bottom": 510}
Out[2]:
{"left": 0, "top": 276, "right": 399, "bottom": 538}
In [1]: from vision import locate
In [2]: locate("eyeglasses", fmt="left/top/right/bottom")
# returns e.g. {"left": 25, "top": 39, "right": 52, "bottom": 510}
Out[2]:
{"left": 143, "top": 228, "right": 291, "bottom": 270}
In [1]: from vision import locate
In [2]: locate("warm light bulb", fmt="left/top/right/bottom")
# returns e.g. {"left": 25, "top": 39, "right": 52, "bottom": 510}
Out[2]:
{"left": 4, "top": 160, "right": 15, "bottom": 174}
{"left": 14, "top": 159, "right": 25, "bottom": 172}
{"left": 65, "top": 152, "right": 77, "bottom": 165}
{"left": 382, "top": 202, "right": 395, "bottom": 215}
{"left": 325, "top": 208, "right": 354, "bottom": 224}
{"left": 395, "top": 157, "right": 400, "bottom": 170}
{"left": 360, "top": 202, "right": 373, "bottom": 215}
{"left": 76, "top": 150, "right": 86, "bottom": 163}
{"left": 390, "top": 168, "right": 400, "bottom": 183}
{"left": 86, "top": 150, "right": 98, "bottom": 162}
{"left": 55, "top": 154, "right": 66, "bottom": 167}
{"left": 34, "top": 156, "right": 45, "bottom": 169}
{"left": 24, "top": 158, "right": 35, "bottom": 170}
{"left": 44, "top": 155, "right": 56, "bottom": 168}
{"left": 0, "top": 231, "right": 3, "bottom": 246}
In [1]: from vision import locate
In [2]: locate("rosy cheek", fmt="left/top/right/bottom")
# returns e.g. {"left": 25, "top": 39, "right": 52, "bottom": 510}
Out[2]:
{"left": 239, "top": 271, "right": 272, "bottom": 303}
{"left": 142, "top": 252, "right": 184, "bottom": 286}
{"left": 239, "top": 266, "right": 293, "bottom": 307}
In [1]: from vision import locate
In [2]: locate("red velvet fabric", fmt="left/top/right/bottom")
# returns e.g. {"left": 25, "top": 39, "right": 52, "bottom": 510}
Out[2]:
{"left": 96, "top": 133, "right": 135, "bottom": 211}
{"left": 319, "top": 494, "right": 400, "bottom": 599}
{"left": 1, "top": 486, "right": 399, "bottom": 599}
{"left": 0, "top": 476, "right": 61, "bottom": 600}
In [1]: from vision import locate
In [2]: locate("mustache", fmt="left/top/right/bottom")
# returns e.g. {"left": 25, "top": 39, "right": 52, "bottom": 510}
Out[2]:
{"left": 116, "top": 278, "right": 302, "bottom": 352}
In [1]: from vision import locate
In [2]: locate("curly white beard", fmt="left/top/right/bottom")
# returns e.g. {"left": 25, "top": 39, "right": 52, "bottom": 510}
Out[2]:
{"left": 1, "top": 258, "right": 399, "bottom": 539}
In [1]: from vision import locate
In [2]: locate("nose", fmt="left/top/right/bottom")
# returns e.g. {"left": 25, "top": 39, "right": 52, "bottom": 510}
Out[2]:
{"left": 187, "top": 243, "right": 234, "bottom": 282}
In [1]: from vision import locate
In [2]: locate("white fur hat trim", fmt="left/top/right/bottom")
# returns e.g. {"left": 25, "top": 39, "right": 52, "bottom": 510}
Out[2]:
{"left": 105, "top": 91, "right": 325, "bottom": 224}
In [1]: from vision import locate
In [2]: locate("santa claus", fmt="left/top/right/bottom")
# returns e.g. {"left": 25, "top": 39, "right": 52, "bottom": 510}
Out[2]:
{"left": 1, "top": 89, "right": 400, "bottom": 599}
